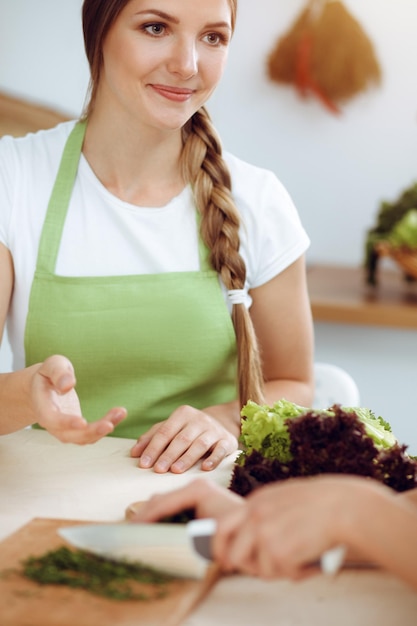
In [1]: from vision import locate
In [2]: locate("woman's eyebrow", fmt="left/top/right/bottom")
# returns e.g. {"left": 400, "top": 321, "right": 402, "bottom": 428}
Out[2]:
{"left": 134, "top": 9, "right": 180, "bottom": 24}
{"left": 206, "top": 22, "right": 232, "bottom": 32}
{"left": 134, "top": 9, "right": 231, "bottom": 31}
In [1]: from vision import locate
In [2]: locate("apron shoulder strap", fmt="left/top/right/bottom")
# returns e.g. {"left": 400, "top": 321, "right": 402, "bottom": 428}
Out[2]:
{"left": 36, "top": 121, "right": 87, "bottom": 273}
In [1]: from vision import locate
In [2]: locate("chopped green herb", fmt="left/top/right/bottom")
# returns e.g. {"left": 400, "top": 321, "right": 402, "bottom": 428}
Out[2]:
{"left": 22, "top": 546, "right": 176, "bottom": 601}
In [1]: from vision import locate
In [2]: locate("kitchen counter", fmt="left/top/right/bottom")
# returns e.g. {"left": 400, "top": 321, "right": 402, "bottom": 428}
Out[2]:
{"left": 307, "top": 264, "right": 417, "bottom": 329}
{"left": 1, "top": 428, "right": 416, "bottom": 625}
{"left": 0, "top": 428, "right": 234, "bottom": 542}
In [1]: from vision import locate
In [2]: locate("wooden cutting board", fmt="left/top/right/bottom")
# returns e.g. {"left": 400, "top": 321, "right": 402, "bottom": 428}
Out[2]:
{"left": 0, "top": 518, "right": 220, "bottom": 626}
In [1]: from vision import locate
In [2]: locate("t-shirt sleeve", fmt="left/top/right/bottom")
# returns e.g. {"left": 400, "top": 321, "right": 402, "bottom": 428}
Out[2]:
{"left": 228, "top": 156, "right": 310, "bottom": 289}
{"left": 0, "top": 136, "right": 16, "bottom": 248}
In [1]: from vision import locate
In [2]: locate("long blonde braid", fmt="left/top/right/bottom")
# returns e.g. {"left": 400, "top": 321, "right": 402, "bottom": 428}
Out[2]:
{"left": 181, "top": 107, "right": 265, "bottom": 407}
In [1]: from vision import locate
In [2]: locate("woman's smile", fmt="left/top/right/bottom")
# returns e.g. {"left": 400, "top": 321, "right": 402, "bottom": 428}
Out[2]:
{"left": 149, "top": 84, "right": 196, "bottom": 103}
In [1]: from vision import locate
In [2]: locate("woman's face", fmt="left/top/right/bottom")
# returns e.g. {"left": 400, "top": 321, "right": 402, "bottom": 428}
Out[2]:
{"left": 97, "top": 0, "right": 233, "bottom": 131}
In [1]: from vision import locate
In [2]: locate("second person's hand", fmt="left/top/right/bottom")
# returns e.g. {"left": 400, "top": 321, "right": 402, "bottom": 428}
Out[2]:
{"left": 128, "top": 478, "right": 244, "bottom": 522}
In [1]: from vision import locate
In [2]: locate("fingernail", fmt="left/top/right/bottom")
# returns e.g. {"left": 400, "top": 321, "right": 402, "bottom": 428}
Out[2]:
{"left": 59, "top": 375, "right": 73, "bottom": 391}
{"left": 171, "top": 460, "right": 185, "bottom": 473}
{"left": 154, "top": 460, "right": 169, "bottom": 472}
{"left": 140, "top": 455, "right": 152, "bottom": 468}
{"left": 203, "top": 460, "right": 214, "bottom": 470}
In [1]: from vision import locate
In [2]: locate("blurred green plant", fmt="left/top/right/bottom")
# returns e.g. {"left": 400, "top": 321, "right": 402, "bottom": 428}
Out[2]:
{"left": 364, "top": 182, "right": 417, "bottom": 285}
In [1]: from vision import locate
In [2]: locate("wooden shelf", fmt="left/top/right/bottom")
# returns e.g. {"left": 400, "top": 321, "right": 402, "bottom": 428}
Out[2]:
{"left": 0, "top": 91, "right": 70, "bottom": 138}
{"left": 307, "top": 264, "right": 417, "bottom": 329}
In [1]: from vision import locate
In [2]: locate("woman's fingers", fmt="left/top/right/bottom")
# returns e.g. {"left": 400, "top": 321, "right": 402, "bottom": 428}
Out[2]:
{"left": 200, "top": 440, "right": 233, "bottom": 471}
{"left": 212, "top": 505, "right": 251, "bottom": 571}
{"left": 169, "top": 436, "right": 233, "bottom": 473}
{"left": 128, "top": 479, "right": 243, "bottom": 522}
{"left": 37, "top": 355, "right": 76, "bottom": 392}
{"left": 44, "top": 407, "right": 127, "bottom": 445}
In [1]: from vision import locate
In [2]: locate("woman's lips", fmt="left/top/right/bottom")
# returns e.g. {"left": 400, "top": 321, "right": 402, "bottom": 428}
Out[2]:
{"left": 150, "top": 84, "right": 195, "bottom": 102}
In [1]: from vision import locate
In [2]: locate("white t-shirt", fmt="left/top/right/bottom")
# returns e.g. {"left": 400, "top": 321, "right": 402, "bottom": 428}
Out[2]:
{"left": 0, "top": 121, "right": 310, "bottom": 370}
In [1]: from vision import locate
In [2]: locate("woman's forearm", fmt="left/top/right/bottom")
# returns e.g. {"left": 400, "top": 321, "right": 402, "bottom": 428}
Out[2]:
{"left": 0, "top": 366, "right": 39, "bottom": 434}
{"left": 263, "top": 379, "right": 314, "bottom": 409}
{"left": 342, "top": 485, "right": 417, "bottom": 591}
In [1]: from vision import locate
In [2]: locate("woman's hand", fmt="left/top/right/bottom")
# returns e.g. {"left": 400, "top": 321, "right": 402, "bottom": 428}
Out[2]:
{"left": 130, "top": 404, "right": 239, "bottom": 473}
{"left": 31, "top": 355, "right": 127, "bottom": 444}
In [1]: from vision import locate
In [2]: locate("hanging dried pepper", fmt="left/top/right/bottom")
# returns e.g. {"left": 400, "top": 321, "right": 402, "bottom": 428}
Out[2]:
{"left": 294, "top": 29, "right": 341, "bottom": 114}
{"left": 267, "top": 0, "right": 382, "bottom": 114}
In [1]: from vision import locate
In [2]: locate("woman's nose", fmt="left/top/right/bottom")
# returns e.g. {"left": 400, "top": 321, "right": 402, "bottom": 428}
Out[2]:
{"left": 168, "top": 38, "right": 198, "bottom": 79}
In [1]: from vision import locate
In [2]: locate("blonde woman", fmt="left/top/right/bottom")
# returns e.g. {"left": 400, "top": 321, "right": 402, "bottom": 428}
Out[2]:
{"left": 0, "top": 0, "right": 314, "bottom": 472}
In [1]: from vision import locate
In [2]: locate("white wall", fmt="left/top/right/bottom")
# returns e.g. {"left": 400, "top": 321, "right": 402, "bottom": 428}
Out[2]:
{"left": 0, "top": 0, "right": 87, "bottom": 117}
{"left": 210, "top": 0, "right": 417, "bottom": 267}
{"left": 1, "top": 0, "right": 417, "bottom": 451}
{"left": 2, "top": 0, "right": 416, "bottom": 264}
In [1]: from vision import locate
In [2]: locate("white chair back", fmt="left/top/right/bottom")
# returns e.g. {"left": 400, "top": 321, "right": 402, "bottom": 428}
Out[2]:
{"left": 313, "top": 362, "right": 360, "bottom": 409}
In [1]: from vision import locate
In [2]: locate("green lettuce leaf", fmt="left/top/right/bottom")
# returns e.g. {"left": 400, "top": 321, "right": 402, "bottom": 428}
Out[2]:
{"left": 240, "top": 399, "right": 397, "bottom": 463}
{"left": 240, "top": 399, "right": 306, "bottom": 462}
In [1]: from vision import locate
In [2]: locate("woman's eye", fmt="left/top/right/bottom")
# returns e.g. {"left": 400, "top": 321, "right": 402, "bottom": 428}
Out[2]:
{"left": 204, "top": 32, "right": 228, "bottom": 46}
{"left": 143, "top": 23, "right": 166, "bottom": 36}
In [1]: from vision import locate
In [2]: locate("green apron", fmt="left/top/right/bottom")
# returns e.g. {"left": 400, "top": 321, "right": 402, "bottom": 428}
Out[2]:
{"left": 25, "top": 122, "right": 238, "bottom": 438}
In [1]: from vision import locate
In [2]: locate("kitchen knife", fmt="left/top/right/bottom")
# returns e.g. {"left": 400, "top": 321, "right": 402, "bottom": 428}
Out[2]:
{"left": 58, "top": 519, "right": 345, "bottom": 580}
{"left": 59, "top": 519, "right": 215, "bottom": 580}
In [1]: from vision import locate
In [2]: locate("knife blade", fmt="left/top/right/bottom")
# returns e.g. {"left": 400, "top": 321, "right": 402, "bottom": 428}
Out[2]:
{"left": 58, "top": 519, "right": 215, "bottom": 580}
{"left": 58, "top": 519, "right": 345, "bottom": 580}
